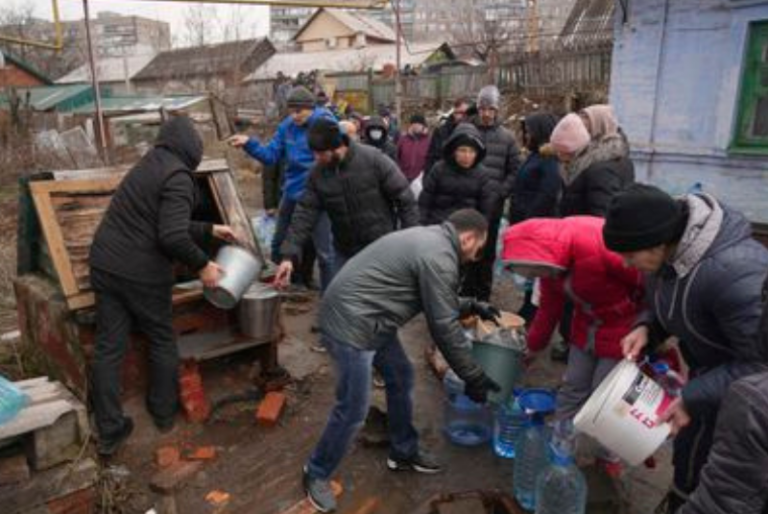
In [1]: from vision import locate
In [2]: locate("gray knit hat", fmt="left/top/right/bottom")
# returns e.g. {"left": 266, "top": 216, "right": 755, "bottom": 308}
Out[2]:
{"left": 286, "top": 86, "right": 316, "bottom": 109}
{"left": 477, "top": 85, "right": 501, "bottom": 110}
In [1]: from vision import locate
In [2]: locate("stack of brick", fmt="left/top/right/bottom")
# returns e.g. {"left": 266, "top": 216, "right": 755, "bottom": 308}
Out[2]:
{"left": 179, "top": 360, "right": 210, "bottom": 423}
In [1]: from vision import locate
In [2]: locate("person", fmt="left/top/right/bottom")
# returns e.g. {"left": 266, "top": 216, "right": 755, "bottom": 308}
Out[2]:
{"left": 508, "top": 113, "right": 561, "bottom": 223}
{"left": 89, "top": 116, "right": 237, "bottom": 456}
{"left": 261, "top": 161, "right": 283, "bottom": 216}
{"left": 603, "top": 183, "right": 768, "bottom": 513}
{"left": 501, "top": 216, "right": 644, "bottom": 475}
{"left": 228, "top": 86, "right": 336, "bottom": 292}
{"left": 362, "top": 115, "right": 398, "bottom": 162}
{"left": 274, "top": 118, "right": 419, "bottom": 286}
{"left": 302, "top": 209, "right": 502, "bottom": 512}
{"left": 550, "top": 111, "right": 634, "bottom": 217}
{"left": 470, "top": 85, "right": 521, "bottom": 301}
{"left": 425, "top": 97, "right": 471, "bottom": 175}
{"left": 396, "top": 113, "right": 431, "bottom": 182}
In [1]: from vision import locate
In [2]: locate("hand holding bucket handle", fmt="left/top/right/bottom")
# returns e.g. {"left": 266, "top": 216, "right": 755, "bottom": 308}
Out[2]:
{"left": 656, "top": 397, "right": 691, "bottom": 436}
{"left": 621, "top": 325, "right": 649, "bottom": 361}
{"left": 212, "top": 224, "right": 240, "bottom": 244}
{"left": 200, "top": 261, "right": 225, "bottom": 289}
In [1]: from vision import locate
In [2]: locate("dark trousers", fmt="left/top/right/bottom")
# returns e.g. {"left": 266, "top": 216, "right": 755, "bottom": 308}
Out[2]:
{"left": 461, "top": 216, "right": 500, "bottom": 301}
{"left": 670, "top": 407, "right": 718, "bottom": 510}
{"left": 90, "top": 268, "right": 178, "bottom": 441}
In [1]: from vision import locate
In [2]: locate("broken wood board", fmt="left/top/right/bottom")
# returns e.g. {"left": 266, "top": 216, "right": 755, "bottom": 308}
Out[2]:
{"left": 0, "top": 377, "right": 89, "bottom": 471}
{"left": 208, "top": 169, "right": 264, "bottom": 260}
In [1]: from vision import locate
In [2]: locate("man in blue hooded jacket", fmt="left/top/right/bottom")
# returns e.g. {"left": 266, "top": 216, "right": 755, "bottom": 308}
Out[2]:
{"left": 229, "top": 86, "right": 336, "bottom": 291}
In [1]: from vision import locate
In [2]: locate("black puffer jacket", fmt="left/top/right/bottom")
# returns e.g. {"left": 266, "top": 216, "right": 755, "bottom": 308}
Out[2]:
{"left": 561, "top": 135, "right": 634, "bottom": 217}
{"left": 363, "top": 115, "right": 398, "bottom": 163}
{"left": 471, "top": 116, "right": 521, "bottom": 213}
{"left": 419, "top": 124, "right": 497, "bottom": 225}
{"left": 681, "top": 367, "right": 768, "bottom": 514}
{"left": 281, "top": 140, "right": 419, "bottom": 259}
{"left": 90, "top": 116, "right": 211, "bottom": 284}
{"left": 424, "top": 117, "right": 458, "bottom": 175}
{"left": 639, "top": 194, "right": 768, "bottom": 414}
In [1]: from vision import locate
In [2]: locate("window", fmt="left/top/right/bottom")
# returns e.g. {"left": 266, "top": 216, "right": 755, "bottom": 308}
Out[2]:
{"left": 733, "top": 21, "right": 768, "bottom": 153}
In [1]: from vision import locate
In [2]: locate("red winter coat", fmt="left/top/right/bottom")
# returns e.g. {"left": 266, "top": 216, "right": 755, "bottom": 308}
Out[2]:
{"left": 397, "top": 132, "right": 431, "bottom": 181}
{"left": 501, "top": 216, "right": 644, "bottom": 359}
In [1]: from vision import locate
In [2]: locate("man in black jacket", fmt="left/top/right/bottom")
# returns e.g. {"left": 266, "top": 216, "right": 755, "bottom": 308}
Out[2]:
{"left": 362, "top": 115, "right": 398, "bottom": 163}
{"left": 470, "top": 85, "right": 521, "bottom": 300}
{"left": 274, "top": 118, "right": 419, "bottom": 286}
{"left": 89, "top": 116, "right": 237, "bottom": 456}
{"left": 424, "top": 97, "right": 471, "bottom": 175}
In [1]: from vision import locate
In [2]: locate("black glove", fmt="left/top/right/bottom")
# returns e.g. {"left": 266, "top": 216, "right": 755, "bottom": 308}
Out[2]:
{"left": 470, "top": 300, "right": 501, "bottom": 324}
{"left": 464, "top": 373, "right": 501, "bottom": 404}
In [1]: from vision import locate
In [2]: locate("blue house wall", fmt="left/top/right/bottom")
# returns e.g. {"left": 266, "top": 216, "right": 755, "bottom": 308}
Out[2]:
{"left": 610, "top": 0, "right": 768, "bottom": 222}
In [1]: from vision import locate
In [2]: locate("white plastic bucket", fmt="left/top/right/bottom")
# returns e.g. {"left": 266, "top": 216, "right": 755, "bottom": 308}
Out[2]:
{"left": 573, "top": 359, "right": 672, "bottom": 466}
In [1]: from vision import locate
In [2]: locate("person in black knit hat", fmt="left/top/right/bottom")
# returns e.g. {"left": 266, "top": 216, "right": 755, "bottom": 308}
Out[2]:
{"left": 603, "top": 183, "right": 768, "bottom": 514}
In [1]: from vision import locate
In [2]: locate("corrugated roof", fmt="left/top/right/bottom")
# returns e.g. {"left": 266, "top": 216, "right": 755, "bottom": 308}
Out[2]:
{"left": 56, "top": 54, "right": 156, "bottom": 84}
{"left": 133, "top": 38, "right": 274, "bottom": 82}
{"left": 560, "top": 0, "right": 615, "bottom": 49}
{"left": 0, "top": 84, "right": 93, "bottom": 111}
{"left": 244, "top": 43, "right": 444, "bottom": 82}
{"left": 68, "top": 94, "right": 208, "bottom": 115}
{"left": 293, "top": 7, "right": 395, "bottom": 43}
{"left": 1, "top": 50, "right": 52, "bottom": 85}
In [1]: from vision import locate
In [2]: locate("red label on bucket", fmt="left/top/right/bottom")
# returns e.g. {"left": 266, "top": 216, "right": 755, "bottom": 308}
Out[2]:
{"left": 619, "top": 371, "right": 670, "bottom": 430}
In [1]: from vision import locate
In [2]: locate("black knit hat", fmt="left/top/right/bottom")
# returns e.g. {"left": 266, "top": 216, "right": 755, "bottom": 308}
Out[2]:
{"left": 409, "top": 113, "right": 427, "bottom": 126}
{"left": 308, "top": 118, "right": 344, "bottom": 152}
{"left": 603, "top": 183, "right": 688, "bottom": 252}
{"left": 286, "top": 86, "right": 316, "bottom": 109}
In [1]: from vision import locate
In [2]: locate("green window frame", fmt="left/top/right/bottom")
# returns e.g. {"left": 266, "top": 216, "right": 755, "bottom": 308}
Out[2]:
{"left": 732, "top": 20, "right": 768, "bottom": 155}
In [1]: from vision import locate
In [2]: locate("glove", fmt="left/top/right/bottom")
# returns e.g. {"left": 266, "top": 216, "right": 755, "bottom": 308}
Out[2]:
{"left": 470, "top": 300, "right": 501, "bottom": 324}
{"left": 464, "top": 373, "right": 501, "bottom": 404}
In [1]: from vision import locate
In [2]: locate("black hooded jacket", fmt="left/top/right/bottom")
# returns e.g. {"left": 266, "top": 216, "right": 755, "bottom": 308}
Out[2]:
{"left": 470, "top": 115, "right": 521, "bottom": 216}
{"left": 363, "top": 116, "right": 398, "bottom": 163}
{"left": 418, "top": 123, "right": 497, "bottom": 225}
{"left": 90, "top": 116, "right": 212, "bottom": 285}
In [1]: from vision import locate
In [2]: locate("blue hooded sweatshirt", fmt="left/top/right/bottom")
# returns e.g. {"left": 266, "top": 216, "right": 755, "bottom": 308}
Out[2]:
{"left": 243, "top": 107, "right": 335, "bottom": 201}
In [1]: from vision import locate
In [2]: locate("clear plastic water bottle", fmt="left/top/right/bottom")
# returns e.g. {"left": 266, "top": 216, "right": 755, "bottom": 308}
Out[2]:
{"left": 514, "top": 416, "right": 550, "bottom": 511}
{"left": 535, "top": 421, "right": 587, "bottom": 514}
{"left": 443, "top": 370, "right": 492, "bottom": 446}
{"left": 493, "top": 392, "right": 528, "bottom": 458}
{"left": 0, "top": 375, "right": 27, "bottom": 426}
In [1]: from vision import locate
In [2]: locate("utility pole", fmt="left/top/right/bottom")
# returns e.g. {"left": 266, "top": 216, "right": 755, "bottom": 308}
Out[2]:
{"left": 83, "top": 0, "right": 109, "bottom": 164}
{"left": 393, "top": 0, "right": 402, "bottom": 124}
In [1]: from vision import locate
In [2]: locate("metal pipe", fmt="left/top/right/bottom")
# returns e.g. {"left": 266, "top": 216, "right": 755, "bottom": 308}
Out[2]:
{"left": 82, "top": 0, "right": 110, "bottom": 164}
{"left": 0, "top": 0, "right": 64, "bottom": 50}
{"left": 393, "top": 0, "right": 402, "bottom": 123}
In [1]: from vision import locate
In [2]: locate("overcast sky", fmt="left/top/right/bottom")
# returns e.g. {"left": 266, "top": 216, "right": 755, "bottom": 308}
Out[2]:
{"left": 17, "top": 0, "right": 270, "bottom": 45}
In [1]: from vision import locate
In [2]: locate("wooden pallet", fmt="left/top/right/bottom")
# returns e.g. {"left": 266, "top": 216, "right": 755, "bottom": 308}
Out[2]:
{"left": 0, "top": 377, "right": 89, "bottom": 471}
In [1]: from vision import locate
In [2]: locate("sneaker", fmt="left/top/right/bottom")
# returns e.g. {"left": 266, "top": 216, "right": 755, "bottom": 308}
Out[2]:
{"left": 386, "top": 450, "right": 442, "bottom": 474}
{"left": 302, "top": 466, "right": 337, "bottom": 513}
{"left": 97, "top": 417, "right": 134, "bottom": 457}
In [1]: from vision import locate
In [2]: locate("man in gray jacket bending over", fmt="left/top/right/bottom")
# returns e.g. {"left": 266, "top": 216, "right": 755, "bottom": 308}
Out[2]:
{"left": 303, "top": 209, "right": 502, "bottom": 512}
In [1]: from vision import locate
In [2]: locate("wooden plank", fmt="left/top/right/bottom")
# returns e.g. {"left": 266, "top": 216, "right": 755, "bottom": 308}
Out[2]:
{"left": 208, "top": 171, "right": 264, "bottom": 260}
{"left": 67, "top": 292, "right": 94, "bottom": 311}
{"left": 30, "top": 177, "right": 122, "bottom": 195}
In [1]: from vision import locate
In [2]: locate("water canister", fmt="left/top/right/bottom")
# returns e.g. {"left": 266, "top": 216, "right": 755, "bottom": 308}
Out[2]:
{"left": 493, "top": 390, "right": 528, "bottom": 459}
{"left": 514, "top": 417, "right": 550, "bottom": 511}
{"left": 442, "top": 369, "right": 492, "bottom": 447}
{"left": 535, "top": 422, "right": 587, "bottom": 514}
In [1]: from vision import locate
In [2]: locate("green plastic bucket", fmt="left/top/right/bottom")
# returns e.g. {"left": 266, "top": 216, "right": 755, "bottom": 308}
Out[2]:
{"left": 471, "top": 325, "right": 526, "bottom": 404}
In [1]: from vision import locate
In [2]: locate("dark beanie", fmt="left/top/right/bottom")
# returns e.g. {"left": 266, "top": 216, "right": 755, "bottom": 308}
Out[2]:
{"left": 286, "top": 86, "right": 316, "bottom": 109}
{"left": 603, "top": 183, "right": 688, "bottom": 252}
{"left": 308, "top": 118, "right": 344, "bottom": 152}
{"left": 409, "top": 113, "right": 427, "bottom": 126}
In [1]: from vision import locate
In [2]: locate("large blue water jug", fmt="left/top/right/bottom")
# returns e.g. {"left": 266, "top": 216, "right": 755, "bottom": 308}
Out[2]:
{"left": 0, "top": 375, "right": 27, "bottom": 426}
{"left": 442, "top": 370, "right": 492, "bottom": 446}
{"left": 514, "top": 418, "right": 550, "bottom": 511}
{"left": 493, "top": 392, "right": 527, "bottom": 458}
{"left": 535, "top": 421, "right": 587, "bottom": 514}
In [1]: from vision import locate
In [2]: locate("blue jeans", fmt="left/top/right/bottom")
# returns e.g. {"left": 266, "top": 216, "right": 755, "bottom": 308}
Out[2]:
{"left": 271, "top": 197, "right": 335, "bottom": 293}
{"left": 306, "top": 332, "right": 419, "bottom": 479}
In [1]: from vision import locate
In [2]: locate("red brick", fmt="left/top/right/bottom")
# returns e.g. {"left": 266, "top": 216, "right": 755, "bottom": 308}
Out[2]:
{"left": 187, "top": 446, "right": 217, "bottom": 461}
{"left": 256, "top": 392, "right": 287, "bottom": 427}
{"left": 46, "top": 487, "right": 95, "bottom": 514}
{"left": 205, "top": 490, "right": 230, "bottom": 507}
{"left": 155, "top": 445, "right": 181, "bottom": 469}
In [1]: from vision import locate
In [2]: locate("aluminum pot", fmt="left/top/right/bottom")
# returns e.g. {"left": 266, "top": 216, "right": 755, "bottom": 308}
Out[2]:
{"left": 204, "top": 245, "right": 262, "bottom": 309}
{"left": 238, "top": 284, "right": 281, "bottom": 340}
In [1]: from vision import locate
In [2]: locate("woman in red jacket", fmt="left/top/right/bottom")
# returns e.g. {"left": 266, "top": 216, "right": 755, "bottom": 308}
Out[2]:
{"left": 501, "top": 216, "right": 644, "bottom": 470}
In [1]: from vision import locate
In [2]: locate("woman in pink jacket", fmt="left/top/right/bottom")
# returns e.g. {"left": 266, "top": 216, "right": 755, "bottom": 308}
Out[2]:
{"left": 501, "top": 216, "right": 644, "bottom": 471}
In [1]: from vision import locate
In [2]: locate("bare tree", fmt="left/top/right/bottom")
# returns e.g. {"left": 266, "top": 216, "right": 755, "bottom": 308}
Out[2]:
{"left": 180, "top": 4, "right": 219, "bottom": 48}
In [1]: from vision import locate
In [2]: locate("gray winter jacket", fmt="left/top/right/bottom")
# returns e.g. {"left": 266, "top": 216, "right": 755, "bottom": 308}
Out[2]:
{"left": 319, "top": 223, "right": 485, "bottom": 382}
{"left": 680, "top": 369, "right": 768, "bottom": 514}
{"left": 471, "top": 117, "right": 521, "bottom": 213}
{"left": 639, "top": 193, "right": 768, "bottom": 414}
